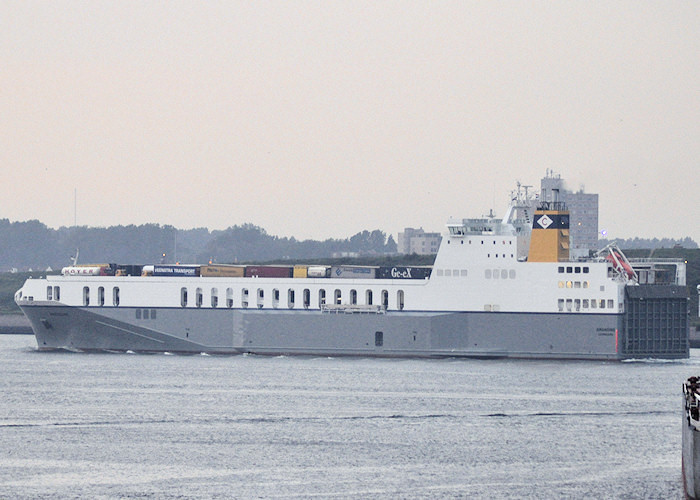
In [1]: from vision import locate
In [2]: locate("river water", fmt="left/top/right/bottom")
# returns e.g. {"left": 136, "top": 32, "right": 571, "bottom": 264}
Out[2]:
{"left": 0, "top": 334, "right": 695, "bottom": 498}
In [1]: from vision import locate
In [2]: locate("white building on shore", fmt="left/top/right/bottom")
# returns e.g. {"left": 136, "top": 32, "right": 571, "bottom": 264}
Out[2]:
{"left": 397, "top": 228, "right": 442, "bottom": 255}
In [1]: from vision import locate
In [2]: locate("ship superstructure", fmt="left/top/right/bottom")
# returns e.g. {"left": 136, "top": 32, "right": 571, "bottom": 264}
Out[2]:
{"left": 15, "top": 184, "right": 689, "bottom": 359}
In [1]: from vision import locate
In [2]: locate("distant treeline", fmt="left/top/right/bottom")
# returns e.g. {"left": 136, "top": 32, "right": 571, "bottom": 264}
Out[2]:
{"left": 600, "top": 237, "right": 698, "bottom": 250}
{"left": 2, "top": 217, "right": 698, "bottom": 271}
{"left": 0, "top": 219, "right": 397, "bottom": 271}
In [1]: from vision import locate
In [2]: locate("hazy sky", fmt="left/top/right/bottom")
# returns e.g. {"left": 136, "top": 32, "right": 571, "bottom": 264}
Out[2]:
{"left": 2, "top": 2, "right": 698, "bottom": 243}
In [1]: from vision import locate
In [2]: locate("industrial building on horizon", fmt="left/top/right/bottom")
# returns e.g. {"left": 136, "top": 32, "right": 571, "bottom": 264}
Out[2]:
{"left": 398, "top": 171, "right": 599, "bottom": 257}
{"left": 397, "top": 227, "right": 442, "bottom": 256}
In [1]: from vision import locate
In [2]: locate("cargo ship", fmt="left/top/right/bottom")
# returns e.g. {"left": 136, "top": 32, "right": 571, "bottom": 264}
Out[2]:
{"left": 684, "top": 377, "right": 700, "bottom": 499}
{"left": 14, "top": 185, "right": 689, "bottom": 359}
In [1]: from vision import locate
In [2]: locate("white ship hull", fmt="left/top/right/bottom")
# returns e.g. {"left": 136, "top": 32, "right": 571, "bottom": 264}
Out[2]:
{"left": 15, "top": 186, "right": 689, "bottom": 360}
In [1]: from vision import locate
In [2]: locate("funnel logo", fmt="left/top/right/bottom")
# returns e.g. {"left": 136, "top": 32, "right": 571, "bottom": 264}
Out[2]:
{"left": 537, "top": 214, "right": 553, "bottom": 229}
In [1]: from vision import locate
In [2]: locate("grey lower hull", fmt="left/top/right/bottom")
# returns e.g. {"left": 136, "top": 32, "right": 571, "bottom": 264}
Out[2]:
{"left": 19, "top": 302, "right": 685, "bottom": 360}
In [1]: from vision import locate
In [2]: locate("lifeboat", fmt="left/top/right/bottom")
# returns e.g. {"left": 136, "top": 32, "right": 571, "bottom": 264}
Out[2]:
{"left": 605, "top": 251, "right": 635, "bottom": 279}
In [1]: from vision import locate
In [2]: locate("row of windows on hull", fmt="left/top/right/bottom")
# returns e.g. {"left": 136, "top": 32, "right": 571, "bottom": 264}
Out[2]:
{"left": 49, "top": 285, "right": 405, "bottom": 311}
{"left": 435, "top": 269, "right": 520, "bottom": 280}
{"left": 180, "top": 287, "right": 406, "bottom": 311}
{"left": 558, "top": 298, "right": 615, "bottom": 312}
{"left": 47, "top": 286, "right": 121, "bottom": 307}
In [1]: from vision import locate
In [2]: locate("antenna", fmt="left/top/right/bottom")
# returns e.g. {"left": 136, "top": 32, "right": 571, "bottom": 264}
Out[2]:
{"left": 74, "top": 188, "right": 77, "bottom": 227}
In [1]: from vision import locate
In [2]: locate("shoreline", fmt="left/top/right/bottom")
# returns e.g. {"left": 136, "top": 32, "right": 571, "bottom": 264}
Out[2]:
{"left": 0, "top": 314, "right": 33, "bottom": 334}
